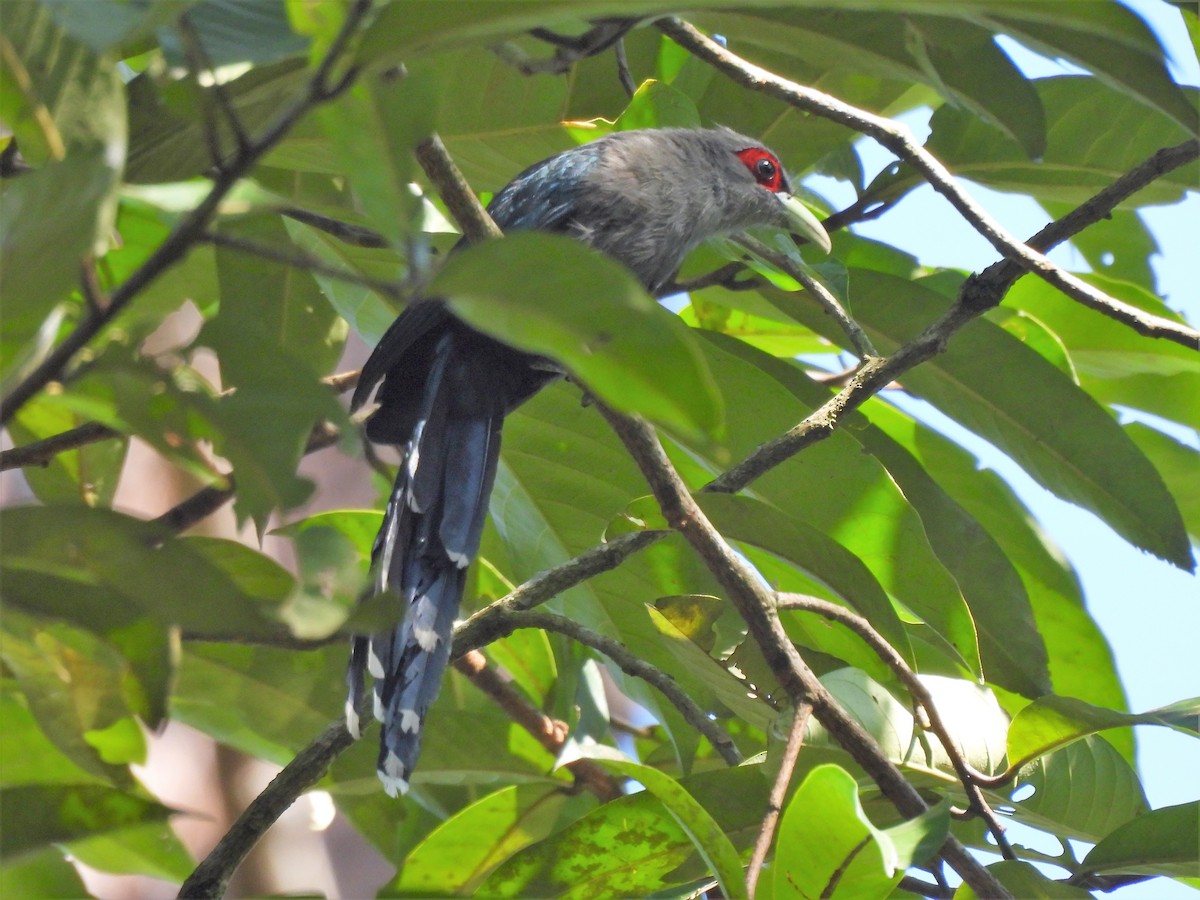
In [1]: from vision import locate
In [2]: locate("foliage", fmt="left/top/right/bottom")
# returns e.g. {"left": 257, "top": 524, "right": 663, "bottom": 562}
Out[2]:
{"left": 0, "top": 0, "right": 1197, "bottom": 897}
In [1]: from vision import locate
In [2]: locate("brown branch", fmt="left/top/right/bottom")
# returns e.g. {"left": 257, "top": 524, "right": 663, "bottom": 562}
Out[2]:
{"left": 177, "top": 712, "right": 359, "bottom": 899}
{"left": 595, "top": 405, "right": 1011, "bottom": 898}
{"left": 0, "top": 421, "right": 119, "bottom": 471}
{"left": 657, "top": 18, "right": 1200, "bottom": 351}
{"left": 453, "top": 649, "right": 623, "bottom": 801}
{"left": 0, "top": 0, "right": 371, "bottom": 428}
{"left": 747, "top": 702, "right": 811, "bottom": 898}
{"left": 415, "top": 134, "right": 502, "bottom": 243}
{"left": 776, "top": 593, "right": 1015, "bottom": 860}
{"left": 500, "top": 609, "right": 743, "bottom": 767}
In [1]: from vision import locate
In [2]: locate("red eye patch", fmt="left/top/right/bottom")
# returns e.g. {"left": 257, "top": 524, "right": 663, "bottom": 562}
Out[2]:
{"left": 735, "top": 147, "right": 784, "bottom": 192}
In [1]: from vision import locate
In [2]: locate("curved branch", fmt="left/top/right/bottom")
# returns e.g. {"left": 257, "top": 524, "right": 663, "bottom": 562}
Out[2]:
{"left": 776, "top": 592, "right": 1015, "bottom": 859}
{"left": 657, "top": 18, "right": 1200, "bottom": 350}
{"left": 177, "top": 715, "right": 358, "bottom": 899}
{"left": 453, "top": 649, "right": 623, "bottom": 800}
{"left": 505, "top": 609, "right": 743, "bottom": 767}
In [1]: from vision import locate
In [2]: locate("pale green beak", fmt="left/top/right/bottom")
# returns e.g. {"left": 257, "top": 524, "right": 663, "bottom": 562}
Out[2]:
{"left": 778, "top": 193, "right": 833, "bottom": 255}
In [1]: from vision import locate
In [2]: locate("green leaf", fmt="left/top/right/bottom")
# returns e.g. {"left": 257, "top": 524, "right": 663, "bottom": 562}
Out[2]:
{"left": 434, "top": 232, "right": 723, "bottom": 441}
{"left": 1014, "top": 735, "right": 1148, "bottom": 843}
{"left": 770, "top": 764, "right": 900, "bottom": 899}
{"left": 1005, "top": 273, "right": 1200, "bottom": 430}
{"left": 157, "top": 0, "right": 307, "bottom": 67}
{"left": 599, "top": 758, "right": 748, "bottom": 900}
{"left": 316, "top": 67, "right": 434, "bottom": 248}
{"left": 65, "top": 821, "right": 195, "bottom": 881}
{"left": 0, "top": 610, "right": 145, "bottom": 783}
{"left": 855, "top": 393, "right": 1127, "bottom": 736}
{"left": 172, "top": 643, "right": 343, "bottom": 763}
{"left": 1126, "top": 424, "right": 1200, "bottom": 544}
{"left": 391, "top": 784, "right": 595, "bottom": 895}
{"left": 1082, "top": 801, "right": 1200, "bottom": 878}
{"left": 615, "top": 79, "right": 702, "bottom": 131}
{"left": 0, "top": 1, "right": 127, "bottom": 165}
{"left": 696, "top": 493, "right": 913, "bottom": 669}
{"left": 846, "top": 269, "right": 1193, "bottom": 571}
{"left": 645, "top": 603, "right": 776, "bottom": 732}
{"left": 124, "top": 57, "right": 308, "bottom": 183}
{"left": 696, "top": 8, "right": 1046, "bottom": 157}
{"left": 0, "top": 785, "right": 171, "bottom": 861}
{"left": 0, "top": 847, "right": 89, "bottom": 899}
{"left": 0, "top": 505, "right": 291, "bottom": 640}
{"left": 6, "top": 398, "right": 128, "bottom": 507}
{"left": 282, "top": 217, "right": 403, "bottom": 344}
{"left": 0, "top": 680, "right": 111, "bottom": 789}
{"left": 981, "top": 2, "right": 1198, "bottom": 133}
{"left": 203, "top": 215, "right": 347, "bottom": 526}
{"left": 847, "top": 399, "right": 1050, "bottom": 698}
{"left": 877, "top": 799, "right": 950, "bottom": 871}
{"left": 1007, "top": 695, "right": 1200, "bottom": 770}
{"left": 0, "top": 150, "right": 116, "bottom": 364}
{"left": 478, "top": 764, "right": 773, "bottom": 899}
{"left": 696, "top": 333, "right": 980, "bottom": 677}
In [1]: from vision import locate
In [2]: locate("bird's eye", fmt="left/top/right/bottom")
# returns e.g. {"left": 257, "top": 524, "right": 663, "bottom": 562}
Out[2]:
{"left": 735, "top": 147, "right": 784, "bottom": 192}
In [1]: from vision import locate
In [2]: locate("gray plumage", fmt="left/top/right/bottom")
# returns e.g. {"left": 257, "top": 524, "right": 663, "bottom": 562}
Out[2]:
{"left": 348, "top": 127, "right": 826, "bottom": 796}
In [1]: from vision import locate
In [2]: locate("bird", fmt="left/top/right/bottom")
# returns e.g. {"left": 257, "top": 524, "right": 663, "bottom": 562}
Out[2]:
{"left": 345, "top": 127, "right": 831, "bottom": 797}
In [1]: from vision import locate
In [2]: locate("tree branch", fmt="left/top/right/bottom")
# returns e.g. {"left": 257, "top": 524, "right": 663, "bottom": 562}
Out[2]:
{"left": 747, "top": 702, "right": 811, "bottom": 898}
{"left": 415, "top": 133, "right": 502, "bottom": 242}
{"left": 500, "top": 609, "right": 743, "bottom": 767}
{"left": 0, "top": 0, "right": 372, "bottom": 427}
{"left": 657, "top": 17, "right": 1200, "bottom": 351}
{"left": 776, "top": 593, "right": 1015, "bottom": 860}
{"left": 176, "top": 713, "right": 359, "bottom": 899}
{"left": 199, "top": 230, "right": 404, "bottom": 299}
{"left": 595, "top": 404, "right": 1010, "bottom": 898}
{"left": 453, "top": 649, "right": 623, "bottom": 801}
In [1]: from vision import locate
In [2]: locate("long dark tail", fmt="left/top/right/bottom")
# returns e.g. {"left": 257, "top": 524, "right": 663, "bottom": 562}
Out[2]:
{"left": 346, "top": 327, "right": 505, "bottom": 797}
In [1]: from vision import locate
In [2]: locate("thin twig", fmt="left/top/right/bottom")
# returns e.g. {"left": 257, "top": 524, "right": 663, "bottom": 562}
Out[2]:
{"left": 453, "top": 650, "right": 623, "bottom": 800}
{"left": 776, "top": 593, "right": 1015, "bottom": 859}
{"left": 656, "top": 18, "right": 1200, "bottom": 351}
{"left": 176, "top": 12, "right": 250, "bottom": 167}
{"left": 0, "top": 0, "right": 371, "bottom": 428}
{"left": 732, "top": 233, "right": 878, "bottom": 358}
{"left": 614, "top": 38, "right": 637, "bottom": 97}
{"left": 0, "top": 421, "right": 119, "bottom": 471}
{"left": 746, "top": 703, "right": 811, "bottom": 898}
{"left": 595, "top": 404, "right": 1011, "bottom": 897}
{"left": 200, "top": 230, "right": 404, "bottom": 298}
{"left": 504, "top": 609, "right": 743, "bottom": 766}
{"left": 0, "top": 371, "right": 358, "bottom": 473}
{"left": 278, "top": 206, "right": 390, "bottom": 248}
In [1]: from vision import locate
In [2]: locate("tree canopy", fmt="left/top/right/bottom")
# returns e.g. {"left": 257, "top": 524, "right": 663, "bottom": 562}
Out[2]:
{"left": 0, "top": 1, "right": 1197, "bottom": 898}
